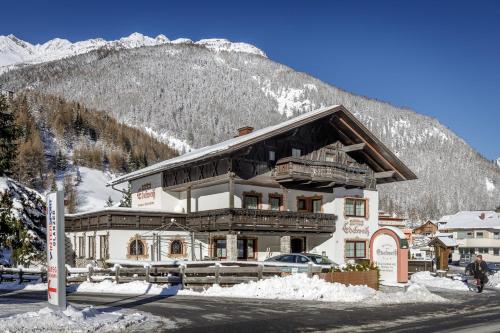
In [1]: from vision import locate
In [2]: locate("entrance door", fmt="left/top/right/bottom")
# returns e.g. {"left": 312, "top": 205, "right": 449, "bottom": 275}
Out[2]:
{"left": 291, "top": 237, "right": 305, "bottom": 253}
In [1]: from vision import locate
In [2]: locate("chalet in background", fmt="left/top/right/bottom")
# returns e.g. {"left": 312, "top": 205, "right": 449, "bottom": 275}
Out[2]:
{"left": 65, "top": 105, "right": 416, "bottom": 266}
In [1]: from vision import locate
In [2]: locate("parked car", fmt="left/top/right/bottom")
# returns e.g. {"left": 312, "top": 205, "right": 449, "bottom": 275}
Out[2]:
{"left": 464, "top": 261, "right": 499, "bottom": 276}
{"left": 265, "top": 253, "right": 338, "bottom": 267}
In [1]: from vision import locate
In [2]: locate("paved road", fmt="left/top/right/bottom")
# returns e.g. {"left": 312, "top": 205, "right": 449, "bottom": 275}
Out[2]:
{"left": 1, "top": 288, "right": 500, "bottom": 332}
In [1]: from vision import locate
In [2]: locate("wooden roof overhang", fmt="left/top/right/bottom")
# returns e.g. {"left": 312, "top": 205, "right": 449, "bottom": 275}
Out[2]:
{"left": 108, "top": 105, "right": 417, "bottom": 187}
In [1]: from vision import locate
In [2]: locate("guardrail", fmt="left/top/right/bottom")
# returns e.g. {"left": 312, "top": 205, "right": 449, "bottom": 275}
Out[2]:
{"left": 0, "top": 266, "right": 47, "bottom": 283}
{"left": 1, "top": 262, "right": 324, "bottom": 288}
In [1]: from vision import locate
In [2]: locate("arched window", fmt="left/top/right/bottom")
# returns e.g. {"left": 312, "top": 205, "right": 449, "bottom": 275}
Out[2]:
{"left": 170, "top": 240, "right": 183, "bottom": 255}
{"left": 129, "top": 239, "right": 145, "bottom": 256}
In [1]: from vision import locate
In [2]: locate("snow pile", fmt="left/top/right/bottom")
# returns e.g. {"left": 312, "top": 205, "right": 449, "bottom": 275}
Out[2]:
{"left": 179, "top": 273, "right": 445, "bottom": 304}
{"left": 0, "top": 305, "right": 175, "bottom": 332}
{"left": 71, "top": 280, "right": 180, "bottom": 296}
{"left": 410, "top": 271, "right": 468, "bottom": 291}
{"left": 487, "top": 271, "right": 500, "bottom": 288}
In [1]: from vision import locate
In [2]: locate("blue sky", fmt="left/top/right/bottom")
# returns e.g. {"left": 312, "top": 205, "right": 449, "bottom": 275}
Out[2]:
{"left": 2, "top": 0, "right": 499, "bottom": 160}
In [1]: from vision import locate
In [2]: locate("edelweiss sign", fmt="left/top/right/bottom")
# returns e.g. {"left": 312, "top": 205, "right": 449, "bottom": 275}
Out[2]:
{"left": 46, "top": 191, "right": 66, "bottom": 308}
{"left": 342, "top": 219, "right": 370, "bottom": 236}
{"left": 369, "top": 227, "right": 408, "bottom": 284}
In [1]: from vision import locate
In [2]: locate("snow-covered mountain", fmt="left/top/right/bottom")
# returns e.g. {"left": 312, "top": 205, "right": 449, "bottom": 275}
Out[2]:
{"left": 0, "top": 32, "right": 266, "bottom": 70}
{"left": 496, "top": 157, "right": 500, "bottom": 168}
{"left": 1, "top": 36, "right": 499, "bottom": 221}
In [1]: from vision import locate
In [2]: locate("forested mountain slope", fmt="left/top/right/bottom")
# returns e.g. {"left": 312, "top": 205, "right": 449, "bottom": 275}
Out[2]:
{"left": 1, "top": 42, "right": 498, "bottom": 221}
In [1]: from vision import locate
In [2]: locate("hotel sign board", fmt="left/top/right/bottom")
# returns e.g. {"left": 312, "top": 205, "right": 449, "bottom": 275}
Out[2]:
{"left": 369, "top": 227, "right": 408, "bottom": 284}
{"left": 46, "top": 191, "right": 66, "bottom": 308}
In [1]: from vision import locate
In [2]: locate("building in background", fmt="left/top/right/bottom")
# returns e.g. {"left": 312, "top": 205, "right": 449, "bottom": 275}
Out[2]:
{"left": 65, "top": 105, "right": 416, "bottom": 266}
{"left": 438, "top": 211, "right": 500, "bottom": 263}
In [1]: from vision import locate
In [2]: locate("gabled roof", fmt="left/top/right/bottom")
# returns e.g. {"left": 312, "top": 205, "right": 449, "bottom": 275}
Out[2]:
{"left": 108, "top": 105, "right": 417, "bottom": 186}
{"left": 439, "top": 211, "right": 500, "bottom": 230}
{"left": 429, "top": 236, "right": 458, "bottom": 248}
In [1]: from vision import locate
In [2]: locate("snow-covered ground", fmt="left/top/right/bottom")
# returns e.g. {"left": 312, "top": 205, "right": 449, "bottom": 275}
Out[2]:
{"left": 0, "top": 303, "right": 175, "bottom": 332}
{"left": 73, "top": 167, "right": 125, "bottom": 212}
{"left": 410, "top": 271, "right": 469, "bottom": 291}
{"left": 179, "top": 273, "right": 446, "bottom": 304}
{"left": 71, "top": 280, "right": 181, "bottom": 296}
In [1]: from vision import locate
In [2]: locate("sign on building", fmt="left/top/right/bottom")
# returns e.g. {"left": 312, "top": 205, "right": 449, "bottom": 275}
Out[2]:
{"left": 46, "top": 191, "right": 66, "bottom": 308}
{"left": 369, "top": 227, "right": 409, "bottom": 284}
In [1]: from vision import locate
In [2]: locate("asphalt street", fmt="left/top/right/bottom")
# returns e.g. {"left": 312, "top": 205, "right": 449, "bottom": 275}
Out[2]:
{"left": 1, "top": 288, "right": 500, "bottom": 332}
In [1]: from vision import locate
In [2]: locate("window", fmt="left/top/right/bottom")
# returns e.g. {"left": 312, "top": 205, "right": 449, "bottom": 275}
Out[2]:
{"left": 456, "top": 231, "right": 466, "bottom": 239}
{"left": 312, "top": 199, "right": 322, "bottom": 213}
{"left": 297, "top": 198, "right": 307, "bottom": 211}
{"left": 466, "top": 232, "right": 474, "bottom": 239}
{"left": 170, "top": 240, "right": 183, "bottom": 255}
{"left": 297, "top": 197, "right": 322, "bottom": 213}
{"left": 494, "top": 248, "right": 500, "bottom": 255}
{"left": 476, "top": 232, "right": 484, "bottom": 238}
{"left": 269, "top": 194, "right": 282, "bottom": 211}
{"left": 277, "top": 255, "right": 295, "bottom": 263}
{"left": 269, "top": 150, "right": 276, "bottom": 161}
{"left": 237, "top": 238, "right": 256, "bottom": 259}
{"left": 214, "top": 239, "right": 227, "bottom": 258}
{"left": 494, "top": 232, "right": 500, "bottom": 240}
{"left": 78, "top": 236, "right": 85, "bottom": 258}
{"left": 88, "top": 236, "right": 95, "bottom": 259}
{"left": 243, "top": 194, "right": 260, "bottom": 209}
{"left": 345, "top": 241, "right": 366, "bottom": 259}
{"left": 345, "top": 198, "right": 366, "bottom": 218}
{"left": 99, "top": 235, "right": 108, "bottom": 260}
{"left": 478, "top": 247, "right": 489, "bottom": 254}
{"left": 129, "top": 239, "right": 145, "bottom": 256}
{"left": 325, "top": 153, "right": 335, "bottom": 162}
{"left": 292, "top": 148, "right": 301, "bottom": 157}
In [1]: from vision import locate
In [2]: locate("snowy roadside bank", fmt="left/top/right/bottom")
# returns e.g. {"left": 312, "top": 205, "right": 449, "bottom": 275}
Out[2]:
{"left": 0, "top": 273, "right": 451, "bottom": 304}
{"left": 0, "top": 304, "right": 176, "bottom": 333}
{"left": 409, "top": 271, "right": 469, "bottom": 291}
{"left": 178, "top": 273, "right": 446, "bottom": 304}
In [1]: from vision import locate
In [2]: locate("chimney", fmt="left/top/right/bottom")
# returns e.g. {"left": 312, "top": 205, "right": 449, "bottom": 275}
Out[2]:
{"left": 479, "top": 213, "right": 485, "bottom": 220}
{"left": 237, "top": 126, "right": 254, "bottom": 137}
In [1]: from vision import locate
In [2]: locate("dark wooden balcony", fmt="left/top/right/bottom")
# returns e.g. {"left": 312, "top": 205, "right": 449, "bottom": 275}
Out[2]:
{"left": 65, "top": 208, "right": 336, "bottom": 234}
{"left": 186, "top": 208, "right": 336, "bottom": 233}
{"left": 272, "top": 157, "right": 375, "bottom": 189}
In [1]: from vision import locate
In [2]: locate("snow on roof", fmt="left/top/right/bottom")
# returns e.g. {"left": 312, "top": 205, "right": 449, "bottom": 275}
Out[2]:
{"left": 108, "top": 105, "right": 341, "bottom": 186}
{"left": 381, "top": 226, "right": 407, "bottom": 239}
{"left": 439, "top": 211, "right": 500, "bottom": 230}
{"left": 435, "top": 236, "right": 458, "bottom": 247}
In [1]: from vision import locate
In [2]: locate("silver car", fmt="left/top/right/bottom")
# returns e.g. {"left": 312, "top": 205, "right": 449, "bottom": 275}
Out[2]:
{"left": 265, "top": 253, "right": 338, "bottom": 267}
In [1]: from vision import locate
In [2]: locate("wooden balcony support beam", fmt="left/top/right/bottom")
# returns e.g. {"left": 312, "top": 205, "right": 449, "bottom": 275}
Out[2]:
{"left": 341, "top": 143, "right": 366, "bottom": 153}
{"left": 374, "top": 171, "right": 396, "bottom": 179}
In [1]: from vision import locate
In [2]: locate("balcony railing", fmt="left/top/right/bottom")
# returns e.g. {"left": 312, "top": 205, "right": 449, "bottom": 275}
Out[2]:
{"left": 272, "top": 157, "right": 373, "bottom": 188}
{"left": 65, "top": 208, "right": 336, "bottom": 234}
{"left": 186, "top": 208, "right": 336, "bottom": 233}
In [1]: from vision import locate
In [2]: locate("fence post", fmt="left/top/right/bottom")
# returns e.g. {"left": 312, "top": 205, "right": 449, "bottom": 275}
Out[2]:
{"left": 180, "top": 265, "right": 186, "bottom": 289}
{"left": 40, "top": 266, "right": 47, "bottom": 283}
{"left": 257, "top": 264, "right": 263, "bottom": 280}
{"left": 307, "top": 262, "right": 313, "bottom": 278}
{"left": 18, "top": 267, "right": 23, "bottom": 284}
{"left": 88, "top": 266, "right": 93, "bottom": 282}
{"left": 215, "top": 263, "right": 220, "bottom": 285}
{"left": 146, "top": 266, "right": 150, "bottom": 283}
{"left": 115, "top": 266, "right": 120, "bottom": 284}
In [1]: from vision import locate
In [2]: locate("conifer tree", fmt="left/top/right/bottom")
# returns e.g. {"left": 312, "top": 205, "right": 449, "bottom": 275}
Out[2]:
{"left": 0, "top": 95, "right": 19, "bottom": 176}
{"left": 105, "top": 196, "right": 114, "bottom": 207}
{"left": 119, "top": 184, "right": 132, "bottom": 208}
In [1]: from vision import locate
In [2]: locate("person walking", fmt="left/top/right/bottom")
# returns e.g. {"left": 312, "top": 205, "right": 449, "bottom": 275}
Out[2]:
{"left": 470, "top": 254, "right": 489, "bottom": 293}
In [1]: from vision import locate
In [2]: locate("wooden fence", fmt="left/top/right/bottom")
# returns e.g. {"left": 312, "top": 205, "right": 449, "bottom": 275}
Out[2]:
{"left": 0, "top": 262, "right": 323, "bottom": 288}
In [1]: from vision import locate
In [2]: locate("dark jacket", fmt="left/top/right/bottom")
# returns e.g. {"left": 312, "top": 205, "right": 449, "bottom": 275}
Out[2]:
{"left": 471, "top": 261, "right": 489, "bottom": 282}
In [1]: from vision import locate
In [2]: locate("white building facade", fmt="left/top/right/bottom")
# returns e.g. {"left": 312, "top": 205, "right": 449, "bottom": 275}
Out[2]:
{"left": 439, "top": 211, "right": 500, "bottom": 263}
{"left": 66, "top": 105, "right": 416, "bottom": 266}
